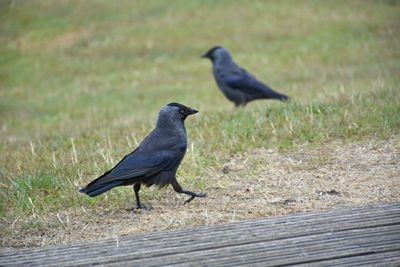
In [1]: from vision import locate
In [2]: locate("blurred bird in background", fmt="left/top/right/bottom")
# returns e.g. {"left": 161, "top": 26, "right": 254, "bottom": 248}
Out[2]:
{"left": 80, "top": 103, "right": 207, "bottom": 210}
{"left": 202, "top": 46, "right": 289, "bottom": 107}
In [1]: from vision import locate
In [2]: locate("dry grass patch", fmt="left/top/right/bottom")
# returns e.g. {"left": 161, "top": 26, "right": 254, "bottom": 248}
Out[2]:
{"left": 1, "top": 137, "right": 399, "bottom": 249}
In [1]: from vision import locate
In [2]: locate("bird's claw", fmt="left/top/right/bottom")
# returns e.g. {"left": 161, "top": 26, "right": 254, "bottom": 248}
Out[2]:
{"left": 184, "top": 192, "right": 207, "bottom": 205}
{"left": 184, "top": 196, "right": 195, "bottom": 205}
{"left": 134, "top": 204, "right": 153, "bottom": 212}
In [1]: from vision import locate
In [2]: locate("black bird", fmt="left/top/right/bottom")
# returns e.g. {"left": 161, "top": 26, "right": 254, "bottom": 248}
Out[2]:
{"left": 202, "top": 46, "right": 289, "bottom": 107}
{"left": 80, "top": 103, "right": 207, "bottom": 210}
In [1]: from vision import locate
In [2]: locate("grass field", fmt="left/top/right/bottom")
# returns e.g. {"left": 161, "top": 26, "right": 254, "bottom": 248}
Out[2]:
{"left": 1, "top": 0, "right": 399, "bottom": 248}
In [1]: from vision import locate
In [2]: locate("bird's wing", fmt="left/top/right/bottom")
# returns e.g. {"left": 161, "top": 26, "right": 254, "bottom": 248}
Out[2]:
{"left": 224, "top": 68, "right": 276, "bottom": 97}
{"left": 91, "top": 146, "right": 184, "bottom": 185}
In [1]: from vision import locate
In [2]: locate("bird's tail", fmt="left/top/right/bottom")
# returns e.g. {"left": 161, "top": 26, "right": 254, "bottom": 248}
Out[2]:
{"left": 277, "top": 93, "right": 289, "bottom": 101}
{"left": 260, "top": 84, "right": 289, "bottom": 101}
{"left": 79, "top": 180, "right": 123, "bottom": 197}
{"left": 269, "top": 91, "right": 289, "bottom": 101}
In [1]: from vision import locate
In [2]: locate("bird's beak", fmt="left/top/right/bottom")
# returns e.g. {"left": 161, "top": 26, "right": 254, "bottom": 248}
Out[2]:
{"left": 201, "top": 51, "right": 209, "bottom": 58}
{"left": 187, "top": 108, "right": 198, "bottom": 115}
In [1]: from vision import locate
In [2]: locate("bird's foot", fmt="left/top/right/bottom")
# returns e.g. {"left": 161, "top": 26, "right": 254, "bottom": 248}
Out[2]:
{"left": 126, "top": 204, "right": 153, "bottom": 213}
{"left": 184, "top": 192, "right": 207, "bottom": 205}
{"left": 136, "top": 204, "right": 153, "bottom": 211}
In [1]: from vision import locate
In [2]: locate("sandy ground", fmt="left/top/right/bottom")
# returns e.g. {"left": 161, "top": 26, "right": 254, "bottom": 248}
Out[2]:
{"left": 1, "top": 137, "right": 399, "bottom": 249}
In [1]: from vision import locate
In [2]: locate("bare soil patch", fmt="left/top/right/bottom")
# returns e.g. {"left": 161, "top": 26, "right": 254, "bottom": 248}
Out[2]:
{"left": 1, "top": 137, "right": 399, "bottom": 249}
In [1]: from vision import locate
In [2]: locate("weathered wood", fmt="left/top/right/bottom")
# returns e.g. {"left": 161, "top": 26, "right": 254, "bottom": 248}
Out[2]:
{"left": 1, "top": 202, "right": 400, "bottom": 266}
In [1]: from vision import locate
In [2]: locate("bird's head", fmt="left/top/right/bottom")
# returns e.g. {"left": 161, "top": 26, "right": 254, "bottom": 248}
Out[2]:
{"left": 166, "top": 102, "right": 198, "bottom": 120}
{"left": 201, "top": 46, "right": 221, "bottom": 61}
{"left": 201, "top": 46, "right": 232, "bottom": 64}
{"left": 157, "top": 103, "right": 198, "bottom": 128}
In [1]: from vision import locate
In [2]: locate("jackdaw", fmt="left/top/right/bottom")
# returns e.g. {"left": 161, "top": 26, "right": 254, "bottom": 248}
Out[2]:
{"left": 202, "top": 46, "right": 289, "bottom": 107}
{"left": 80, "top": 103, "right": 207, "bottom": 210}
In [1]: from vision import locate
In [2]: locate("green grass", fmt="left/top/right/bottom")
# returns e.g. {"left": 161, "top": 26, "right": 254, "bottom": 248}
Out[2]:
{"left": 0, "top": 0, "right": 399, "bottom": 220}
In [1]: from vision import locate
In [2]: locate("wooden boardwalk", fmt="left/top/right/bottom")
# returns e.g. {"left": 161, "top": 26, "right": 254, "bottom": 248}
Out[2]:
{"left": 1, "top": 202, "right": 400, "bottom": 266}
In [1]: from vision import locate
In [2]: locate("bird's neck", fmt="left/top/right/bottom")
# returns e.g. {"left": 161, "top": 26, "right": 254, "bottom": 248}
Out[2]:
{"left": 156, "top": 117, "right": 186, "bottom": 135}
{"left": 215, "top": 53, "right": 233, "bottom": 66}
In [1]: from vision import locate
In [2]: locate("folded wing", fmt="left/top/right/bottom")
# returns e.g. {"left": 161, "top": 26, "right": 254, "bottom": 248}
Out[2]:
{"left": 225, "top": 69, "right": 288, "bottom": 100}
{"left": 80, "top": 148, "right": 180, "bottom": 196}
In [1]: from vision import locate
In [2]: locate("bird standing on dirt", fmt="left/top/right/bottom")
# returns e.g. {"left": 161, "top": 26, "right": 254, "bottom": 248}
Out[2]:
{"left": 80, "top": 103, "right": 207, "bottom": 210}
{"left": 202, "top": 46, "right": 289, "bottom": 107}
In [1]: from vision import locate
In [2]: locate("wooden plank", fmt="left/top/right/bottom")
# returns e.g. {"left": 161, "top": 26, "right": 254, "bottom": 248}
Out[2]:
{"left": 5, "top": 210, "right": 399, "bottom": 264}
{"left": 101, "top": 225, "right": 400, "bottom": 267}
{"left": 1, "top": 202, "right": 399, "bottom": 267}
{"left": 7, "top": 204, "right": 400, "bottom": 255}
{"left": 3, "top": 205, "right": 400, "bottom": 266}
{"left": 1, "top": 218, "right": 398, "bottom": 267}
{"left": 310, "top": 251, "right": 400, "bottom": 267}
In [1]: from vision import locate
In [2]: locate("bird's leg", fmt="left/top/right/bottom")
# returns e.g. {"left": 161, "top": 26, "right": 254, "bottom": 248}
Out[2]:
{"left": 171, "top": 179, "right": 207, "bottom": 205}
{"left": 233, "top": 102, "right": 245, "bottom": 111}
{"left": 133, "top": 183, "right": 152, "bottom": 211}
{"left": 133, "top": 183, "right": 142, "bottom": 209}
